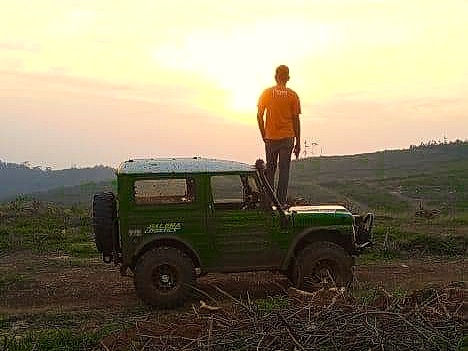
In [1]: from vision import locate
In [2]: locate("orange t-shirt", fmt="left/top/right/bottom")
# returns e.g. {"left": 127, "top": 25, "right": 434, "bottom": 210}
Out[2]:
{"left": 258, "top": 85, "right": 301, "bottom": 140}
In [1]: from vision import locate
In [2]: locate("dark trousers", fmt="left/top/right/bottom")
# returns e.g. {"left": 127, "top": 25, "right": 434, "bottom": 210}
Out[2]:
{"left": 265, "top": 137, "right": 294, "bottom": 204}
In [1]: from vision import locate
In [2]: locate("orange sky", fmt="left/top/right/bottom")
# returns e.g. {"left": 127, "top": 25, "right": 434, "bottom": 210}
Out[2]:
{"left": 1, "top": 0, "right": 467, "bottom": 169}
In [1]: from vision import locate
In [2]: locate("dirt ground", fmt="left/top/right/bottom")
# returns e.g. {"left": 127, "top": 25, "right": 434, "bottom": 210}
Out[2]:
{"left": 0, "top": 254, "right": 465, "bottom": 316}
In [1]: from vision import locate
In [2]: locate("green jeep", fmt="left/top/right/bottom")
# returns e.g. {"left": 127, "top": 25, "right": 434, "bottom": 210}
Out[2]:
{"left": 93, "top": 158, "right": 373, "bottom": 307}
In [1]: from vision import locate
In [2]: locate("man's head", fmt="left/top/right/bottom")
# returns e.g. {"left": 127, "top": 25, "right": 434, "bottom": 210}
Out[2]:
{"left": 275, "top": 65, "right": 290, "bottom": 85}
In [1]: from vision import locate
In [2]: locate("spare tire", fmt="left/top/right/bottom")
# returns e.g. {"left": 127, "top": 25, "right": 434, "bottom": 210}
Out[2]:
{"left": 92, "top": 192, "right": 119, "bottom": 262}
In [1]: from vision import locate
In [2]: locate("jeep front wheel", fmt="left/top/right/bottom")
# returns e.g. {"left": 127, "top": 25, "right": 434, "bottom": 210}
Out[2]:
{"left": 294, "top": 241, "right": 353, "bottom": 291}
{"left": 134, "top": 246, "right": 195, "bottom": 308}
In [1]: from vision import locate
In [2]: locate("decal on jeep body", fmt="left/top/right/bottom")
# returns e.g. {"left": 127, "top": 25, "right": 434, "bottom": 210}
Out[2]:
{"left": 145, "top": 222, "right": 183, "bottom": 234}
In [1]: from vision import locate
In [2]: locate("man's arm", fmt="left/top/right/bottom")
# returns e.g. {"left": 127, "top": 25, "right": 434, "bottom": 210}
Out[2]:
{"left": 293, "top": 115, "right": 301, "bottom": 159}
{"left": 257, "top": 107, "right": 266, "bottom": 141}
{"left": 292, "top": 92, "right": 301, "bottom": 158}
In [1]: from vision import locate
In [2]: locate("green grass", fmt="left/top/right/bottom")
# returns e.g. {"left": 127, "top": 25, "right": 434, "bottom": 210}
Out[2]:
{"left": 354, "top": 287, "right": 380, "bottom": 305}
{"left": 360, "top": 216, "right": 467, "bottom": 262}
{"left": 1, "top": 329, "right": 100, "bottom": 351}
{"left": 0, "top": 273, "right": 30, "bottom": 294}
{"left": 353, "top": 286, "right": 410, "bottom": 306}
{"left": 255, "top": 295, "right": 289, "bottom": 313}
{"left": 0, "top": 199, "right": 96, "bottom": 258}
{"left": 0, "top": 309, "right": 130, "bottom": 351}
{"left": 438, "top": 214, "right": 468, "bottom": 226}
{"left": 67, "top": 242, "right": 96, "bottom": 258}
{"left": 0, "top": 315, "right": 8, "bottom": 330}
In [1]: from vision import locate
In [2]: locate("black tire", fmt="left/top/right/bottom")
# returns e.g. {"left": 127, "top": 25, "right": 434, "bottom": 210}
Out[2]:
{"left": 134, "top": 246, "right": 195, "bottom": 308}
{"left": 293, "top": 241, "right": 353, "bottom": 291}
{"left": 92, "top": 192, "right": 118, "bottom": 260}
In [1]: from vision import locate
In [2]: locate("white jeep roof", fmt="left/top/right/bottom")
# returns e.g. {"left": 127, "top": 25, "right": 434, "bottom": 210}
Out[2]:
{"left": 117, "top": 158, "right": 254, "bottom": 175}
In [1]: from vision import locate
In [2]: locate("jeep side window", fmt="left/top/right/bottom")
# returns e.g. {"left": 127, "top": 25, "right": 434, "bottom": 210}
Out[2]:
{"left": 134, "top": 177, "right": 196, "bottom": 205}
{"left": 211, "top": 175, "right": 261, "bottom": 210}
{"left": 211, "top": 175, "right": 243, "bottom": 206}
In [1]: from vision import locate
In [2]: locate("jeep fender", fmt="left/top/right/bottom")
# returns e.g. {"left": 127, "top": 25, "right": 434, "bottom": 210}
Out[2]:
{"left": 132, "top": 235, "right": 202, "bottom": 270}
{"left": 280, "top": 228, "right": 354, "bottom": 271}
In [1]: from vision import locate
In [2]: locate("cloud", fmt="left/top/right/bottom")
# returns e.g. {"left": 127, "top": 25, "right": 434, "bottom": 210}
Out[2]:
{"left": 0, "top": 73, "right": 261, "bottom": 168}
{"left": 309, "top": 89, "right": 468, "bottom": 121}
{"left": 0, "top": 57, "right": 23, "bottom": 70}
{"left": 0, "top": 41, "right": 42, "bottom": 53}
{"left": 0, "top": 70, "right": 200, "bottom": 107}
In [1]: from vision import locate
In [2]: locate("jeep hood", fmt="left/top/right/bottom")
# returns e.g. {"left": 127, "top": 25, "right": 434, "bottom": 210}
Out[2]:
{"left": 286, "top": 205, "right": 353, "bottom": 226}
{"left": 287, "top": 205, "right": 351, "bottom": 214}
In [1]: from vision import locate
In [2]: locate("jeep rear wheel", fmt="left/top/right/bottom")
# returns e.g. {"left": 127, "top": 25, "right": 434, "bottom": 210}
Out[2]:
{"left": 134, "top": 246, "right": 195, "bottom": 308}
{"left": 294, "top": 241, "right": 353, "bottom": 291}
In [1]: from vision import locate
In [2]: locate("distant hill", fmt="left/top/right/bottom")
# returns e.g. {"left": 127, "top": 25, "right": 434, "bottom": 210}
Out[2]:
{"left": 28, "top": 180, "right": 116, "bottom": 206}
{"left": 3, "top": 141, "right": 467, "bottom": 214}
{"left": 0, "top": 161, "right": 114, "bottom": 201}
{"left": 289, "top": 140, "right": 468, "bottom": 214}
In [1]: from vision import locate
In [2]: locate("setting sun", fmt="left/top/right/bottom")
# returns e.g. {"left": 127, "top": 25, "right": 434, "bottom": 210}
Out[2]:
{"left": 151, "top": 19, "right": 336, "bottom": 121}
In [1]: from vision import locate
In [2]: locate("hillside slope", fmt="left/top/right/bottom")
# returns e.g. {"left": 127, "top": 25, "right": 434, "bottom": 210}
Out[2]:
{"left": 3, "top": 141, "right": 467, "bottom": 213}
{"left": 289, "top": 141, "right": 468, "bottom": 213}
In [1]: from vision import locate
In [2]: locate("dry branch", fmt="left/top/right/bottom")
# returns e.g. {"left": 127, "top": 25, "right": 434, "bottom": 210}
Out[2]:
{"left": 199, "top": 300, "right": 221, "bottom": 312}
{"left": 102, "top": 284, "right": 465, "bottom": 351}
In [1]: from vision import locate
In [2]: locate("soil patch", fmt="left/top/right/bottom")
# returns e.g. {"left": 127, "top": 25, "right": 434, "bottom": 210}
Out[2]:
{"left": 1, "top": 255, "right": 465, "bottom": 314}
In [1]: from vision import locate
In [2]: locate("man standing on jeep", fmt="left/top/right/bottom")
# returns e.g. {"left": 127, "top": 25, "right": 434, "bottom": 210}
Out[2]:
{"left": 257, "top": 65, "right": 301, "bottom": 207}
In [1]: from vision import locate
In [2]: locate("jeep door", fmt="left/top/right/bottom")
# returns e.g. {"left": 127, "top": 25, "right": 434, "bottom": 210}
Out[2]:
{"left": 207, "top": 174, "right": 282, "bottom": 271}
{"left": 121, "top": 175, "right": 211, "bottom": 265}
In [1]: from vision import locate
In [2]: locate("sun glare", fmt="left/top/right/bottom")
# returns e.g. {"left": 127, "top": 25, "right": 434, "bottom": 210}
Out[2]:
{"left": 152, "top": 20, "right": 333, "bottom": 122}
